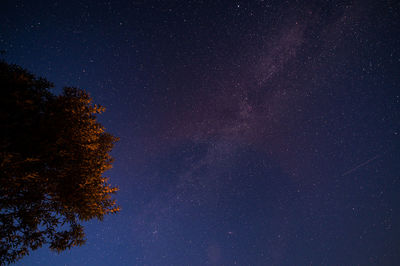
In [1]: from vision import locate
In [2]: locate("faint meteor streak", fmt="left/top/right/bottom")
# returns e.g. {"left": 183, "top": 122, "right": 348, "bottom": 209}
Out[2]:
{"left": 341, "top": 154, "right": 382, "bottom": 176}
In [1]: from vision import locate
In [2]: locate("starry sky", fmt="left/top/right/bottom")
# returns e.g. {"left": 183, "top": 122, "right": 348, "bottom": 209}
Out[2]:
{"left": 2, "top": 0, "right": 400, "bottom": 265}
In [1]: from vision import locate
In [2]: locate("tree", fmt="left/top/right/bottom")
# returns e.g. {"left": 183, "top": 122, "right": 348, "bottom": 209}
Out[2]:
{"left": 0, "top": 61, "right": 120, "bottom": 264}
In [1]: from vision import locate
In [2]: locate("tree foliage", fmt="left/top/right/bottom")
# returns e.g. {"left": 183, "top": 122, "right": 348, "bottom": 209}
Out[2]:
{"left": 0, "top": 61, "right": 120, "bottom": 264}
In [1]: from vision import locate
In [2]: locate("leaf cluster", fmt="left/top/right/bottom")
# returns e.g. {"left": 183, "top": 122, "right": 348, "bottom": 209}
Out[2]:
{"left": 0, "top": 61, "right": 119, "bottom": 264}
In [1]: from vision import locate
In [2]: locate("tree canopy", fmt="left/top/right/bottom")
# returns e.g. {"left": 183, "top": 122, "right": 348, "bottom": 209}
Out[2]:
{"left": 0, "top": 61, "right": 120, "bottom": 264}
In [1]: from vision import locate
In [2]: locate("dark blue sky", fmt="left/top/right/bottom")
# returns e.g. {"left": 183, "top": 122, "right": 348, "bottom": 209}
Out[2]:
{"left": 2, "top": 0, "right": 400, "bottom": 265}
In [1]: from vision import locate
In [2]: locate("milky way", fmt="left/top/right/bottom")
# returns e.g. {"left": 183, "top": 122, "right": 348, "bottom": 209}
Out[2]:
{"left": 2, "top": 0, "right": 400, "bottom": 265}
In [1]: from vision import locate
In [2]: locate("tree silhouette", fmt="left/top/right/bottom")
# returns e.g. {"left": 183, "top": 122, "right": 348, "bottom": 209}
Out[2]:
{"left": 0, "top": 61, "right": 120, "bottom": 264}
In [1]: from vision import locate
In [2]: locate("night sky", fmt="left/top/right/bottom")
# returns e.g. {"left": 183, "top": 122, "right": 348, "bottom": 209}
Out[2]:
{"left": 2, "top": 0, "right": 400, "bottom": 265}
